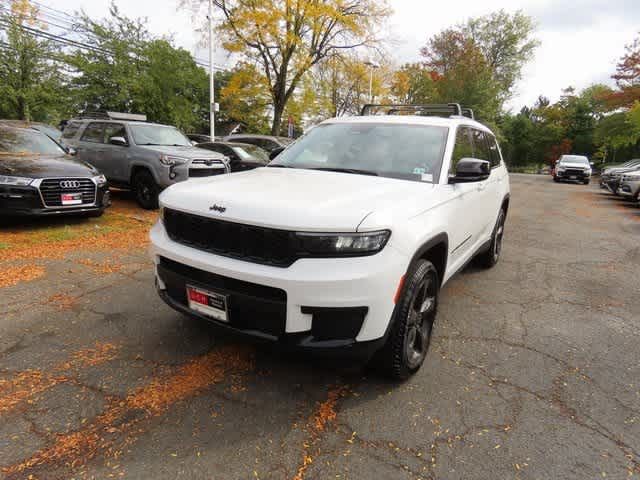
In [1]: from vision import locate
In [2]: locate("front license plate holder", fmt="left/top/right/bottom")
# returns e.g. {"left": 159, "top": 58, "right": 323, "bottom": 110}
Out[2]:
{"left": 186, "top": 285, "right": 229, "bottom": 322}
{"left": 61, "top": 193, "right": 83, "bottom": 205}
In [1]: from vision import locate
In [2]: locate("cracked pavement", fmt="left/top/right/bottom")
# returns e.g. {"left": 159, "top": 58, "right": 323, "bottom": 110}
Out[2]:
{"left": 0, "top": 174, "right": 639, "bottom": 479}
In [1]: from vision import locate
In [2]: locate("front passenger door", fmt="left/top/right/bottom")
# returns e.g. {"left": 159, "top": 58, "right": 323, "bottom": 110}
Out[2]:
{"left": 102, "top": 123, "right": 129, "bottom": 182}
{"left": 77, "top": 122, "right": 106, "bottom": 172}
{"left": 446, "top": 126, "right": 484, "bottom": 263}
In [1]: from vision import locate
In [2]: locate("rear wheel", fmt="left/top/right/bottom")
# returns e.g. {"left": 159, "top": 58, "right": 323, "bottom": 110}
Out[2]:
{"left": 477, "top": 208, "right": 506, "bottom": 269}
{"left": 133, "top": 170, "right": 159, "bottom": 210}
{"left": 375, "top": 259, "right": 439, "bottom": 380}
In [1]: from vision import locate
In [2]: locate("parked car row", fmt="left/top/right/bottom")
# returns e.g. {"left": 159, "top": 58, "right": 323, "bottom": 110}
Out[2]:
{"left": 600, "top": 159, "right": 640, "bottom": 201}
{"left": 0, "top": 112, "right": 287, "bottom": 217}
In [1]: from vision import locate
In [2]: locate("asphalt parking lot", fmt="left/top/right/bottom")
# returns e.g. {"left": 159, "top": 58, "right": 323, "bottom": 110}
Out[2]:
{"left": 0, "top": 174, "right": 639, "bottom": 480}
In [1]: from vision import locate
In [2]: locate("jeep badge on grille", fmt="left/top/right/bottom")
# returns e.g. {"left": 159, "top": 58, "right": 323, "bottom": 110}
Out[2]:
{"left": 209, "top": 204, "right": 226, "bottom": 213}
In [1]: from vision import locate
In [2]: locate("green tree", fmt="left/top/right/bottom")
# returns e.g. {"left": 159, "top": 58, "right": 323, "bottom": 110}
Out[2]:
{"left": 68, "top": 3, "right": 209, "bottom": 131}
{"left": 0, "top": 0, "right": 67, "bottom": 122}
{"left": 463, "top": 10, "right": 539, "bottom": 99}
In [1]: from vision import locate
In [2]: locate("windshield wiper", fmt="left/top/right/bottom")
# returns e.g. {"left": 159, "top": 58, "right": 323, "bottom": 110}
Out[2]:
{"left": 310, "top": 167, "right": 378, "bottom": 176}
{"left": 267, "top": 164, "right": 295, "bottom": 168}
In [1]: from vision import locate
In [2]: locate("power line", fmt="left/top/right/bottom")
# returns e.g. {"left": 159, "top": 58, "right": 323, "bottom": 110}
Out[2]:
{"left": 0, "top": 4, "right": 229, "bottom": 71}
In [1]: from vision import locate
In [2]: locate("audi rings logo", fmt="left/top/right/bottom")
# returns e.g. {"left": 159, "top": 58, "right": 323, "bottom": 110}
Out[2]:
{"left": 59, "top": 180, "right": 81, "bottom": 189}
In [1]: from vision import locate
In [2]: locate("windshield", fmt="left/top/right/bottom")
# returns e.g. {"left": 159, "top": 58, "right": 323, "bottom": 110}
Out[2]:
{"left": 34, "top": 125, "right": 62, "bottom": 141}
{"left": 270, "top": 123, "right": 448, "bottom": 182}
{"left": 232, "top": 145, "right": 270, "bottom": 163}
{"left": 130, "top": 125, "right": 191, "bottom": 146}
{"left": 560, "top": 155, "right": 589, "bottom": 164}
{"left": 0, "top": 128, "right": 66, "bottom": 155}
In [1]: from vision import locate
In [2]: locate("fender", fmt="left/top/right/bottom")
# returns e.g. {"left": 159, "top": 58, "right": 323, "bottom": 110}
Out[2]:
{"left": 408, "top": 232, "right": 449, "bottom": 282}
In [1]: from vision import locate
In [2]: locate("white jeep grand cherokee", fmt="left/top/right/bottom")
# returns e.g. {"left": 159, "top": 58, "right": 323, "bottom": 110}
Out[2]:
{"left": 150, "top": 104, "right": 510, "bottom": 379}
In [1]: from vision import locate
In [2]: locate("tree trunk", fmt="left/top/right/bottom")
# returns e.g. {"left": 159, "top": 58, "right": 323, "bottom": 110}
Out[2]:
{"left": 271, "top": 101, "right": 284, "bottom": 136}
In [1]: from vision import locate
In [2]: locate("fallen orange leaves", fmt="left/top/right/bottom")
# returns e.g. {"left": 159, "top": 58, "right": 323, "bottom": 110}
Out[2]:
{"left": 0, "top": 264, "right": 45, "bottom": 288}
{"left": 2, "top": 345, "right": 254, "bottom": 477}
{"left": 45, "top": 293, "right": 77, "bottom": 310}
{"left": 293, "top": 386, "right": 347, "bottom": 480}
{"left": 78, "top": 258, "right": 123, "bottom": 274}
{"left": 0, "top": 342, "right": 120, "bottom": 415}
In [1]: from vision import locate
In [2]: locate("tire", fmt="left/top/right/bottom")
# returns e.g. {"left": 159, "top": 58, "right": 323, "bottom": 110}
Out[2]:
{"left": 375, "top": 259, "right": 439, "bottom": 380}
{"left": 477, "top": 208, "right": 506, "bottom": 269}
{"left": 133, "top": 170, "right": 159, "bottom": 210}
{"left": 583, "top": 179, "right": 590, "bottom": 185}
{"left": 553, "top": 177, "right": 559, "bottom": 182}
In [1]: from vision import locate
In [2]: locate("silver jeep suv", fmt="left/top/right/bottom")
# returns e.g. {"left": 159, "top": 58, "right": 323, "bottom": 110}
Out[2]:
{"left": 62, "top": 113, "right": 229, "bottom": 209}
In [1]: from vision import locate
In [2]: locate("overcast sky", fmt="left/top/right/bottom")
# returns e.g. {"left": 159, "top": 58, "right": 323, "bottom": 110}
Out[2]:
{"left": 46, "top": 0, "right": 640, "bottom": 111}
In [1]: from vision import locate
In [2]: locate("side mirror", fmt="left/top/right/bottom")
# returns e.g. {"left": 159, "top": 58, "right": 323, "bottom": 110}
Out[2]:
{"left": 590, "top": 162, "right": 595, "bottom": 166}
{"left": 109, "top": 136, "right": 128, "bottom": 146}
{"left": 66, "top": 146, "right": 77, "bottom": 156}
{"left": 269, "top": 146, "right": 285, "bottom": 160}
{"left": 449, "top": 158, "right": 490, "bottom": 184}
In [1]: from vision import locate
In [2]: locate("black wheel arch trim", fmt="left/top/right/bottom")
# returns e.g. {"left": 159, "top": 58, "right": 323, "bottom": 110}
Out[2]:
{"left": 378, "top": 233, "right": 449, "bottom": 345}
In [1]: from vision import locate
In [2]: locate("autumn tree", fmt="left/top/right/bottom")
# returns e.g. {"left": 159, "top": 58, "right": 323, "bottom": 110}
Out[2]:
{"left": 419, "top": 11, "right": 537, "bottom": 122}
{"left": 194, "top": 0, "right": 390, "bottom": 135}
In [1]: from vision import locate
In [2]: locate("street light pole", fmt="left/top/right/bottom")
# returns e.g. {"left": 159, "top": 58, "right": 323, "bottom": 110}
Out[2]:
{"left": 208, "top": 0, "right": 215, "bottom": 139}
{"left": 364, "top": 60, "right": 380, "bottom": 103}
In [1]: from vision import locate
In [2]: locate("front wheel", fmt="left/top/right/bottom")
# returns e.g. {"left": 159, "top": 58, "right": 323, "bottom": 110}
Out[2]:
{"left": 375, "top": 259, "right": 439, "bottom": 380}
{"left": 133, "top": 170, "right": 159, "bottom": 210}
{"left": 583, "top": 179, "right": 590, "bottom": 185}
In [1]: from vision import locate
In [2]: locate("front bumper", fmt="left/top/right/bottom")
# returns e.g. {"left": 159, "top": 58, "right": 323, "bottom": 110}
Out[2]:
{"left": 619, "top": 181, "right": 640, "bottom": 199}
{"left": 156, "top": 162, "right": 228, "bottom": 189}
{"left": 150, "top": 220, "right": 408, "bottom": 348}
{"left": 0, "top": 184, "right": 111, "bottom": 216}
{"left": 555, "top": 170, "right": 590, "bottom": 181}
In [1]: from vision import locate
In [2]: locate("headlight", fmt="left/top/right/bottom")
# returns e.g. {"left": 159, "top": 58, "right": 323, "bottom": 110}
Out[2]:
{"left": 159, "top": 155, "right": 188, "bottom": 166}
{"left": 295, "top": 230, "right": 391, "bottom": 256}
{"left": 0, "top": 175, "right": 34, "bottom": 186}
{"left": 93, "top": 174, "right": 107, "bottom": 186}
{"left": 557, "top": 166, "right": 566, "bottom": 171}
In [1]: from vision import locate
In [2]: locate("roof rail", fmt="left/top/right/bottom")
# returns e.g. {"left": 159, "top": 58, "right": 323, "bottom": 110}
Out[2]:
{"left": 360, "top": 103, "right": 475, "bottom": 120}
{"left": 75, "top": 111, "right": 148, "bottom": 122}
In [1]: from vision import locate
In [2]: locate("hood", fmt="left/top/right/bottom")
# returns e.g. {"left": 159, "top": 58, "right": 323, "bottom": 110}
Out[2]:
{"left": 160, "top": 167, "right": 434, "bottom": 231}
{"left": 138, "top": 145, "right": 226, "bottom": 161}
{"left": 0, "top": 154, "right": 98, "bottom": 178}
{"left": 558, "top": 162, "right": 590, "bottom": 169}
{"left": 605, "top": 165, "right": 640, "bottom": 175}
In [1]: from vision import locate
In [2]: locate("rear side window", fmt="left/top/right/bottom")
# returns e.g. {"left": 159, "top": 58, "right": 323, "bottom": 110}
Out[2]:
{"left": 471, "top": 129, "right": 491, "bottom": 162}
{"left": 61, "top": 121, "right": 82, "bottom": 139}
{"left": 81, "top": 123, "right": 105, "bottom": 143}
{"left": 450, "top": 127, "right": 474, "bottom": 174}
{"left": 486, "top": 134, "right": 502, "bottom": 168}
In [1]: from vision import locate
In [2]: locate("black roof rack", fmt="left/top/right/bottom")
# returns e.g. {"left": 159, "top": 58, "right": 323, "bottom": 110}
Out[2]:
{"left": 360, "top": 103, "right": 475, "bottom": 120}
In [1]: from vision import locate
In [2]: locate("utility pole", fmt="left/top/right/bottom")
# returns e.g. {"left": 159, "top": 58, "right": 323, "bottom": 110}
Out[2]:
{"left": 364, "top": 60, "right": 380, "bottom": 103}
{"left": 208, "top": 0, "right": 215, "bottom": 139}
